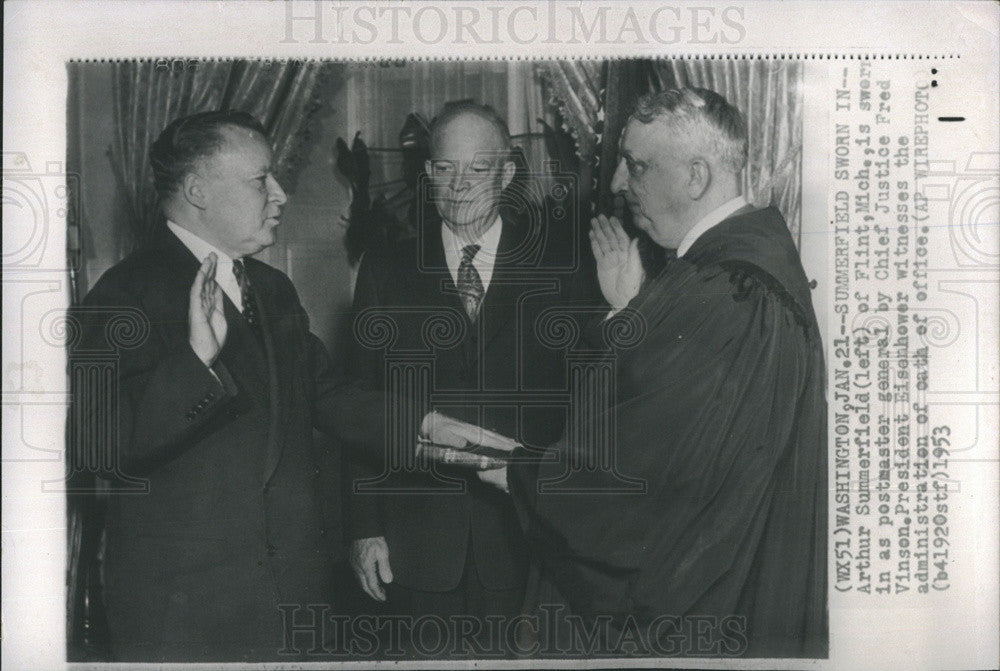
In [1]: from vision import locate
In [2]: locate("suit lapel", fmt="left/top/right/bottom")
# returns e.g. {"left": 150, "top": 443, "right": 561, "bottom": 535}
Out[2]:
{"left": 152, "top": 227, "right": 280, "bottom": 484}
{"left": 417, "top": 223, "right": 468, "bottom": 316}
{"left": 478, "top": 212, "right": 526, "bottom": 350}
{"left": 416, "top": 215, "right": 536, "bottom": 368}
{"left": 240, "top": 261, "right": 284, "bottom": 486}
{"left": 151, "top": 225, "right": 201, "bottom": 296}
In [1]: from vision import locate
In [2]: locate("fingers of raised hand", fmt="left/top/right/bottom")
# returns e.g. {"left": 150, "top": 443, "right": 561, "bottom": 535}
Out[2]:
{"left": 205, "top": 254, "right": 220, "bottom": 303}
{"left": 607, "top": 216, "right": 630, "bottom": 249}
{"left": 589, "top": 216, "right": 611, "bottom": 257}
{"left": 361, "top": 561, "right": 385, "bottom": 601}
{"left": 191, "top": 256, "right": 209, "bottom": 298}
{"left": 192, "top": 253, "right": 220, "bottom": 307}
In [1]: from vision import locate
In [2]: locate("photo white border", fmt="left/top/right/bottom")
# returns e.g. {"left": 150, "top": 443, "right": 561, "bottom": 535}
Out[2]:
{"left": 3, "top": 2, "right": 997, "bottom": 670}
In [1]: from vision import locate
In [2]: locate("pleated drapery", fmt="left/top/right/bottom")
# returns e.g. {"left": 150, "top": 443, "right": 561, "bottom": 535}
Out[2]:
{"left": 109, "top": 60, "right": 328, "bottom": 249}
{"left": 534, "top": 61, "right": 604, "bottom": 161}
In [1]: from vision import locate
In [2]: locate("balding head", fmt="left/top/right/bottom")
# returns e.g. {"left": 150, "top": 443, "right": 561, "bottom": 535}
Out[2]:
{"left": 430, "top": 102, "right": 512, "bottom": 157}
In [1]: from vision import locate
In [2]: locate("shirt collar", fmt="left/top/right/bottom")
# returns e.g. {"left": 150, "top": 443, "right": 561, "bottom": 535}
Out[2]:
{"left": 166, "top": 221, "right": 244, "bottom": 310}
{"left": 441, "top": 213, "right": 503, "bottom": 267}
{"left": 166, "top": 220, "right": 237, "bottom": 266}
{"left": 676, "top": 195, "right": 749, "bottom": 258}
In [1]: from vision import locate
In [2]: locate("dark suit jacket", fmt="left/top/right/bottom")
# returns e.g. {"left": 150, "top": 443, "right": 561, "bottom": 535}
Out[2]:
{"left": 71, "top": 227, "right": 371, "bottom": 662}
{"left": 341, "top": 205, "right": 587, "bottom": 594}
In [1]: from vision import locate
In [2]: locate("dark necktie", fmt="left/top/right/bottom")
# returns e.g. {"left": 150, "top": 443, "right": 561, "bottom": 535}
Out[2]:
{"left": 457, "top": 244, "right": 484, "bottom": 321}
{"left": 232, "top": 259, "right": 261, "bottom": 332}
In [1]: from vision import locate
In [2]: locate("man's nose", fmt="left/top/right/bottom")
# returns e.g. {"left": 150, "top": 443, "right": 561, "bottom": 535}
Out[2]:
{"left": 610, "top": 159, "right": 629, "bottom": 195}
{"left": 449, "top": 170, "right": 471, "bottom": 192}
{"left": 267, "top": 174, "right": 288, "bottom": 206}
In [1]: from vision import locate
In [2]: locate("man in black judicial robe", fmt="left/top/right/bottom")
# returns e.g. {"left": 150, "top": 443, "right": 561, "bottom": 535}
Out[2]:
{"left": 470, "top": 88, "right": 828, "bottom": 657}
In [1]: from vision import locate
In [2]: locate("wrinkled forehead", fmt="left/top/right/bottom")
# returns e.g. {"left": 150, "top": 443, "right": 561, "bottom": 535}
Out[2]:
{"left": 430, "top": 114, "right": 507, "bottom": 162}
{"left": 620, "top": 117, "right": 680, "bottom": 161}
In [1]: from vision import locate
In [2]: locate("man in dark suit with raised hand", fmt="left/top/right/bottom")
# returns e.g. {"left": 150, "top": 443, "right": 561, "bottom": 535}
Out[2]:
{"left": 72, "top": 111, "right": 376, "bottom": 662}
{"left": 342, "top": 102, "right": 581, "bottom": 655}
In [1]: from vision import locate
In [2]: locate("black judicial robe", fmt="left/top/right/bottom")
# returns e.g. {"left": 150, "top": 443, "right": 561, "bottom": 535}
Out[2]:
{"left": 509, "top": 206, "right": 828, "bottom": 658}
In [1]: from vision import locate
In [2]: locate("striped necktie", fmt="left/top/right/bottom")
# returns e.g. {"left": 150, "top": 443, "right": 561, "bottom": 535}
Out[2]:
{"left": 457, "top": 244, "right": 484, "bottom": 321}
{"left": 232, "top": 259, "right": 261, "bottom": 332}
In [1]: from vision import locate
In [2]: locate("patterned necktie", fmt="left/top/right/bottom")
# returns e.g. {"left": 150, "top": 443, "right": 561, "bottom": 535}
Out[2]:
{"left": 457, "top": 244, "right": 484, "bottom": 321}
{"left": 232, "top": 259, "right": 261, "bottom": 331}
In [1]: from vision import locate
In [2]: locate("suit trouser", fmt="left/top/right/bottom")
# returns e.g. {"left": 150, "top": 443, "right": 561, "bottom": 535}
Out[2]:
{"left": 383, "top": 543, "right": 525, "bottom": 659}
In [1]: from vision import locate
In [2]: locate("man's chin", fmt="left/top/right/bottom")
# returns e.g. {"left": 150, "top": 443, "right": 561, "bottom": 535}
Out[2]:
{"left": 243, "top": 229, "right": 277, "bottom": 256}
{"left": 632, "top": 214, "right": 653, "bottom": 235}
{"left": 436, "top": 203, "right": 493, "bottom": 226}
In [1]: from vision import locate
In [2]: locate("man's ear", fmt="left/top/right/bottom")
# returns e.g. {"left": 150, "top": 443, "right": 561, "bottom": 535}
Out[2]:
{"left": 182, "top": 172, "right": 208, "bottom": 210}
{"left": 687, "top": 159, "right": 711, "bottom": 200}
{"left": 500, "top": 160, "right": 516, "bottom": 191}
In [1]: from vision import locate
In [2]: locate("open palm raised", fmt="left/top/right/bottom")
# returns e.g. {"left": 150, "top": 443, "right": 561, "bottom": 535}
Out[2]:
{"left": 189, "top": 253, "right": 228, "bottom": 367}
{"left": 589, "top": 214, "right": 644, "bottom": 310}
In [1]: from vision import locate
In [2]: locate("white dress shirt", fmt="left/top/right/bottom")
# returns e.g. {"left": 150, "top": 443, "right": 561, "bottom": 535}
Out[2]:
{"left": 167, "top": 221, "right": 245, "bottom": 313}
{"left": 676, "top": 195, "right": 749, "bottom": 258}
{"left": 440, "top": 214, "right": 503, "bottom": 294}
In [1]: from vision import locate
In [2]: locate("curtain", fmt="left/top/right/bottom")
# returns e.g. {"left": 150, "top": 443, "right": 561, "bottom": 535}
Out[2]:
{"left": 535, "top": 61, "right": 603, "bottom": 161}
{"left": 109, "top": 60, "right": 328, "bottom": 249}
{"left": 540, "top": 58, "right": 804, "bottom": 246}
{"left": 346, "top": 61, "right": 557, "bottom": 191}
{"left": 506, "top": 64, "right": 561, "bottom": 188}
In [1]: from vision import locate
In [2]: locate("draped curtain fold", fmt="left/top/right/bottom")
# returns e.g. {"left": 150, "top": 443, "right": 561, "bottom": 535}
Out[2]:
{"left": 538, "top": 59, "right": 804, "bottom": 246}
{"left": 109, "top": 60, "right": 327, "bottom": 249}
{"left": 534, "top": 61, "right": 603, "bottom": 161}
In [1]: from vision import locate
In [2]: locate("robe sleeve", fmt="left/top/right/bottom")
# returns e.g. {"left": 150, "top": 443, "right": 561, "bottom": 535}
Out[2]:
{"left": 509, "top": 259, "right": 827, "bottom": 656}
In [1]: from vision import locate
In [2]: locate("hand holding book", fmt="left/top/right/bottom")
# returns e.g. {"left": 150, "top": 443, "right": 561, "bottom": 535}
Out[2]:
{"left": 415, "top": 411, "right": 520, "bottom": 471}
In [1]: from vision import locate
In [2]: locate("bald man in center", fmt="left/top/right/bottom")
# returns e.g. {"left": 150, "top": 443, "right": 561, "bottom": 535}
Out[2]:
{"left": 338, "top": 102, "right": 584, "bottom": 655}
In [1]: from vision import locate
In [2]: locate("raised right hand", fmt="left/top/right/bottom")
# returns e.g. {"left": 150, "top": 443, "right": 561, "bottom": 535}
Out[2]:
{"left": 189, "top": 253, "right": 228, "bottom": 367}
{"left": 350, "top": 536, "right": 393, "bottom": 602}
{"left": 589, "top": 214, "right": 644, "bottom": 309}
